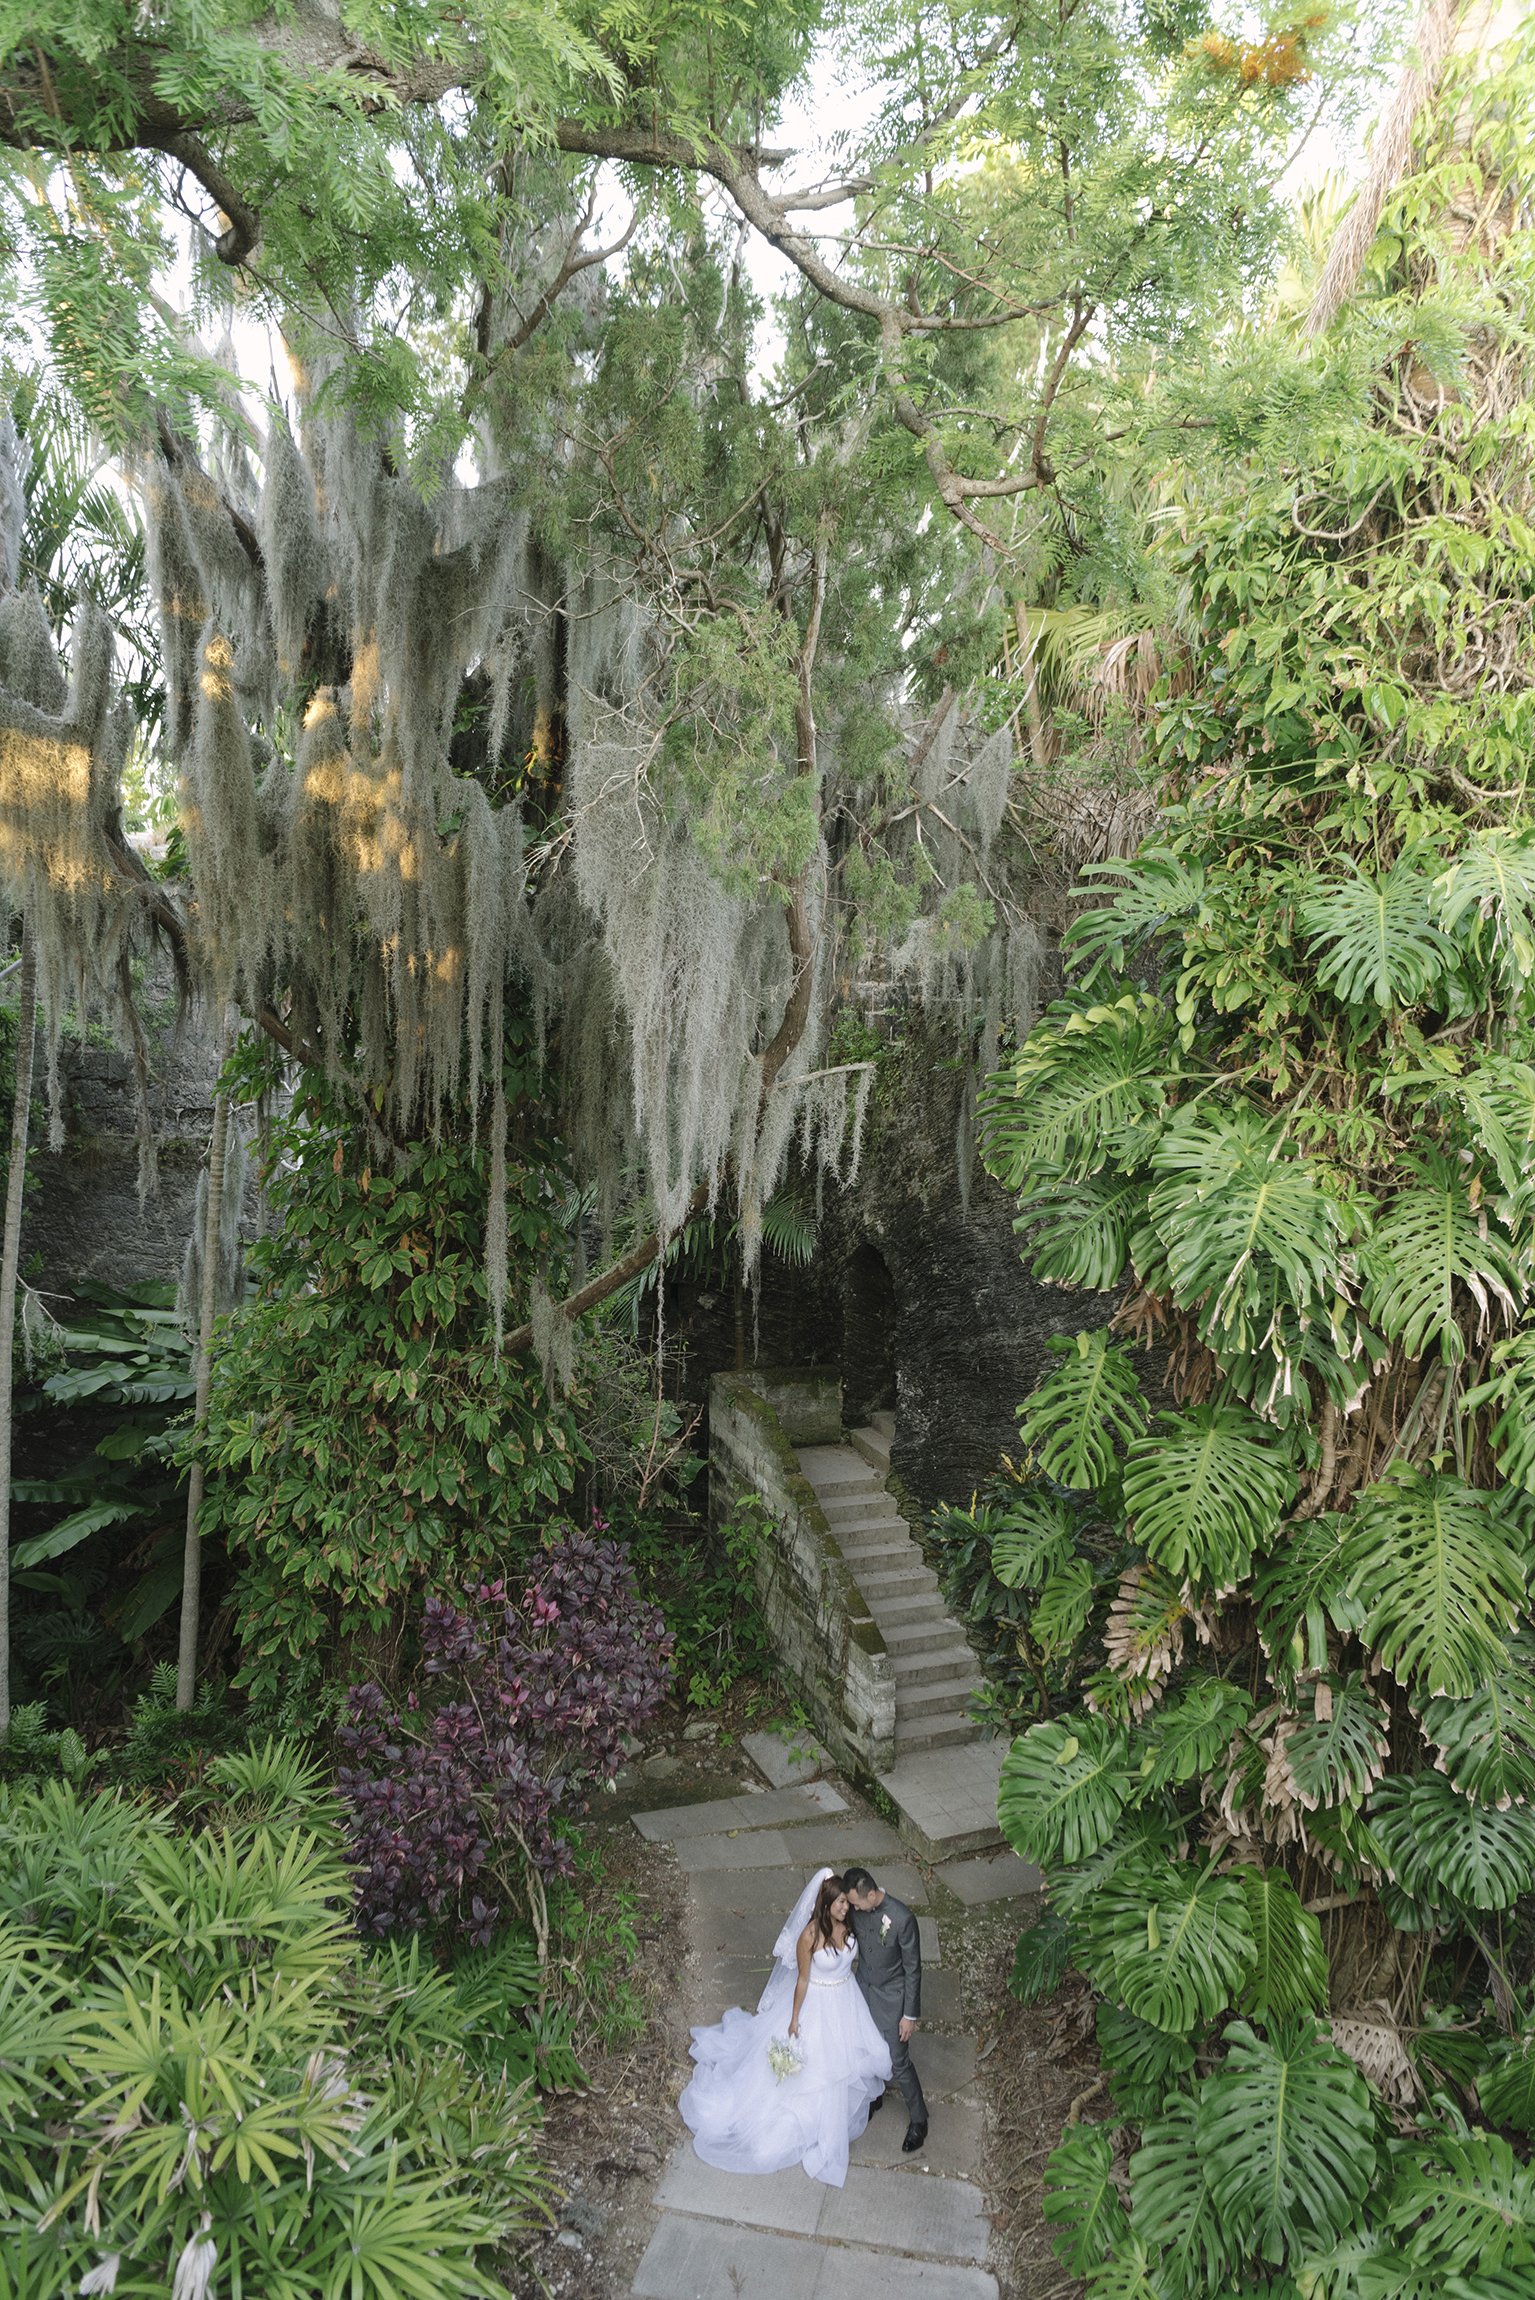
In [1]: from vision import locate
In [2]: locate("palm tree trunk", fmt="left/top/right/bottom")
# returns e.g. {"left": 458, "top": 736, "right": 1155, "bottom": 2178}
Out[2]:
{"left": 175, "top": 1065, "right": 232, "bottom": 1712}
{"left": 0, "top": 925, "right": 37, "bottom": 1737}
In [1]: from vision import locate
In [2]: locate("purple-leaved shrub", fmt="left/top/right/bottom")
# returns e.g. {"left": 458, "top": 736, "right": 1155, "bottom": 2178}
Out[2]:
{"left": 337, "top": 1530, "right": 673, "bottom": 1946}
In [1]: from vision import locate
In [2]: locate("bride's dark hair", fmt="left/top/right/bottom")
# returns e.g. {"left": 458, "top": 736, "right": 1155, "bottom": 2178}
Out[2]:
{"left": 810, "top": 1872, "right": 850, "bottom": 1948}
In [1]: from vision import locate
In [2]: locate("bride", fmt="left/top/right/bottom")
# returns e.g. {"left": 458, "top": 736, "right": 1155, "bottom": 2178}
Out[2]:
{"left": 679, "top": 1867, "right": 892, "bottom": 2187}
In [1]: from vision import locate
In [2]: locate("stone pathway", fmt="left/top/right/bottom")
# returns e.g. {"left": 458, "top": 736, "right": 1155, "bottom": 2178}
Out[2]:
{"left": 627, "top": 1762, "right": 1005, "bottom": 2300}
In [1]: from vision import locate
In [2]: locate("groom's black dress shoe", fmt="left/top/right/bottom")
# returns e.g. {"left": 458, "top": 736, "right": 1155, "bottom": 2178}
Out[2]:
{"left": 902, "top": 2121, "right": 928, "bottom": 2154}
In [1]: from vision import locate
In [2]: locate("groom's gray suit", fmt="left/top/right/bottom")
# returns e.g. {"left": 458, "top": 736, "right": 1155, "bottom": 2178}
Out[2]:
{"left": 849, "top": 1893, "right": 927, "bottom": 2126}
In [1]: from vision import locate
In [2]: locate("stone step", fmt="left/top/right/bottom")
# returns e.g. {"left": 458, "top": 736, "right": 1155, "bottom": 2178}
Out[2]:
{"left": 897, "top": 1674, "right": 983, "bottom": 1720}
{"left": 877, "top": 1611, "right": 962, "bottom": 1647}
{"left": 633, "top": 2214, "right": 999, "bottom": 2300}
{"left": 652, "top": 2145, "right": 993, "bottom": 2262}
{"left": 858, "top": 1565, "right": 940, "bottom": 1601}
{"left": 838, "top": 1535, "right": 918, "bottom": 1565}
{"left": 825, "top": 1506, "right": 907, "bottom": 1536}
{"left": 897, "top": 1715, "right": 983, "bottom": 1753}
{"left": 893, "top": 1646, "right": 975, "bottom": 1686}
{"left": 807, "top": 1470, "right": 885, "bottom": 1502}
{"left": 850, "top": 1424, "right": 893, "bottom": 1474}
{"left": 870, "top": 1409, "right": 897, "bottom": 1440}
{"left": 869, "top": 1590, "right": 952, "bottom": 1623}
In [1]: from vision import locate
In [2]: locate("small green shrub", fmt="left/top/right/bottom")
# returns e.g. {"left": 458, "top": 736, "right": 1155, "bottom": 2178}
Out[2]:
{"left": 0, "top": 1768, "right": 553, "bottom": 2298}
{"left": 625, "top": 1495, "right": 777, "bottom": 1708}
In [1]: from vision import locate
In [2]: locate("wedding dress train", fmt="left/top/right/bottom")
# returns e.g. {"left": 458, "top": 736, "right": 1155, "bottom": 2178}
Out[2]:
{"left": 679, "top": 1877, "right": 893, "bottom": 2187}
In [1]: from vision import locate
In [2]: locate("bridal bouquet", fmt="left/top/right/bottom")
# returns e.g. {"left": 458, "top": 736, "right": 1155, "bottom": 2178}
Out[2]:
{"left": 766, "top": 2035, "right": 804, "bottom": 2083}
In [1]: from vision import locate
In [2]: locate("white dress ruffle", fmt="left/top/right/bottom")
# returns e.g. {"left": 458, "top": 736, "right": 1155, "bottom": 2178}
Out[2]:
{"left": 679, "top": 1941, "right": 892, "bottom": 2187}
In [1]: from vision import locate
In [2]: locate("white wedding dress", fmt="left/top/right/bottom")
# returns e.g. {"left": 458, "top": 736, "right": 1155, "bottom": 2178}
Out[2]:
{"left": 679, "top": 1870, "right": 893, "bottom": 2187}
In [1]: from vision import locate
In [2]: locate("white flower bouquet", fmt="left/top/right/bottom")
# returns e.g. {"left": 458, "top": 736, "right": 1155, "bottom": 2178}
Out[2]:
{"left": 766, "top": 2034, "right": 804, "bottom": 2083}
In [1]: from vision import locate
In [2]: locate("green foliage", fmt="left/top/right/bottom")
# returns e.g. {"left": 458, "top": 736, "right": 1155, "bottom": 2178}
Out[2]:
{"left": 1072, "top": 1857, "right": 1256, "bottom": 2036}
{"left": 1041, "top": 2122, "right": 1130, "bottom": 2276}
{"left": 1419, "top": 1635, "right": 1535, "bottom": 1808}
{"left": 1016, "top": 1331, "right": 1147, "bottom": 1491}
{"left": 998, "top": 1715, "right": 1132, "bottom": 1868}
{"left": 202, "top": 1074, "right": 578, "bottom": 1705}
{"left": 0, "top": 1770, "right": 552, "bottom": 2291}
{"left": 624, "top": 1496, "right": 775, "bottom": 1710}
{"left": 1097, "top": 2003, "right": 1196, "bottom": 2121}
{"left": 1198, "top": 2019, "right": 1376, "bottom": 2267}
{"left": 1010, "top": 1908, "right": 1074, "bottom": 2006}
{"left": 1371, "top": 1772, "right": 1535, "bottom": 1915}
{"left": 1232, "top": 1868, "right": 1328, "bottom": 2023}
{"left": 1342, "top": 1468, "right": 1528, "bottom": 1702}
{"left": 1120, "top": 1405, "right": 1296, "bottom": 1590}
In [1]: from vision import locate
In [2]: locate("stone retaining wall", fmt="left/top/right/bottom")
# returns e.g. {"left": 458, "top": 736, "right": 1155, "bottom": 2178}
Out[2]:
{"left": 709, "top": 1367, "right": 896, "bottom": 1779}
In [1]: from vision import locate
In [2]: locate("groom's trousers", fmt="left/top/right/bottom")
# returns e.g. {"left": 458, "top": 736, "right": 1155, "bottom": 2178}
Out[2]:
{"left": 883, "top": 2020, "right": 927, "bottom": 2125}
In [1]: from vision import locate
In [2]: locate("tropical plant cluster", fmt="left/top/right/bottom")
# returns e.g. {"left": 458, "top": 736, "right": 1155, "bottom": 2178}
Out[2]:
{"left": 338, "top": 1529, "right": 672, "bottom": 1951}
{"left": 984, "top": 38, "right": 1535, "bottom": 2298}
{"left": 0, "top": 1746, "right": 554, "bottom": 2300}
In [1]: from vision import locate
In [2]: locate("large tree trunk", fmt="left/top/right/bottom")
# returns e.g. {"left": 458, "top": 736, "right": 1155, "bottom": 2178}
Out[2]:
{"left": 0, "top": 927, "right": 37, "bottom": 1736}
{"left": 175, "top": 1064, "right": 232, "bottom": 1712}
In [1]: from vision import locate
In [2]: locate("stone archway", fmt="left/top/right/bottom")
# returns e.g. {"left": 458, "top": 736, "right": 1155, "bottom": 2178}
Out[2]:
{"left": 840, "top": 1241, "right": 897, "bottom": 1427}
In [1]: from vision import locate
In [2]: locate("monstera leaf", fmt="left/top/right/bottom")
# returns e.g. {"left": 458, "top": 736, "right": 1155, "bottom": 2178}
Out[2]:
{"left": 1234, "top": 1868, "right": 1329, "bottom": 2022}
{"left": 1016, "top": 1329, "right": 1147, "bottom": 1491}
{"left": 1361, "top": 1151, "right": 1523, "bottom": 1364}
{"left": 1284, "top": 1673, "right": 1392, "bottom": 1811}
{"left": 1073, "top": 1855, "right": 1256, "bottom": 2035}
{"left": 1465, "top": 1331, "right": 1535, "bottom": 1499}
{"left": 1372, "top": 1771, "right": 1535, "bottom": 1912}
{"left": 1145, "top": 1104, "right": 1349, "bottom": 1363}
{"left": 1300, "top": 860, "right": 1457, "bottom": 1008}
{"left": 1017, "top": 1166, "right": 1147, "bottom": 1291}
{"left": 1438, "top": 830, "right": 1535, "bottom": 994}
{"left": 1198, "top": 2018, "right": 1376, "bottom": 2267}
{"left": 990, "top": 1491, "right": 1075, "bottom": 1591}
{"left": 1121, "top": 1404, "right": 1297, "bottom": 1588}
{"left": 1420, "top": 1634, "right": 1535, "bottom": 1809}
{"left": 1253, "top": 1514, "right": 1363, "bottom": 1686}
{"left": 998, "top": 1716, "right": 1132, "bottom": 1868}
{"left": 981, "top": 993, "right": 1172, "bottom": 1186}
{"left": 1344, "top": 1466, "right": 1528, "bottom": 1699}
{"left": 1129, "top": 2092, "right": 1246, "bottom": 2295}
{"left": 1098, "top": 2003, "right": 1196, "bottom": 2121}
{"left": 1041, "top": 2122, "right": 1129, "bottom": 2275}
{"left": 1134, "top": 1675, "right": 1253, "bottom": 1796}
{"left": 1382, "top": 2129, "right": 1535, "bottom": 2278}
{"left": 1009, "top": 1908, "right": 1073, "bottom": 2006}
{"left": 1478, "top": 2033, "right": 1535, "bottom": 2135}
{"left": 1031, "top": 1555, "right": 1097, "bottom": 1659}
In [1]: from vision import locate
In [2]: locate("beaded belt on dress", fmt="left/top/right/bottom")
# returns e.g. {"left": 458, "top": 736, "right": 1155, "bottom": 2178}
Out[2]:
{"left": 809, "top": 1971, "right": 851, "bottom": 1987}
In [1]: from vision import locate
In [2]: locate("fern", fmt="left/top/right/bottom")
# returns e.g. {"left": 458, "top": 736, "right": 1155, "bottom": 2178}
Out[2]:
{"left": 1041, "top": 2122, "right": 1130, "bottom": 2275}
{"left": 981, "top": 994, "right": 1172, "bottom": 1186}
{"left": 1300, "top": 860, "right": 1458, "bottom": 1008}
{"left": 998, "top": 1715, "right": 1132, "bottom": 1867}
{"left": 1016, "top": 1329, "right": 1147, "bottom": 1490}
{"left": 1420, "top": 1634, "right": 1535, "bottom": 1808}
{"left": 1073, "top": 1855, "right": 1256, "bottom": 2034}
{"left": 1017, "top": 1167, "right": 1146, "bottom": 1291}
{"left": 1344, "top": 1467, "right": 1528, "bottom": 1700}
{"left": 1372, "top": 1771, "right": 1535, "bottom": 1913}
{"left": 1361, "top": 1151, "right": 1523, "bottom": 1362}
{"left": 1234, "top": 1867, "right": 1329, "bottom": 2022}
{"left": 1198, "top": 2017, "right": 1376, "bottom": 2266}
{"left": 1121, "top": 1403, "right": 1297, "bottom": 1588}
{"left": 1283, "top": 1673, "right": 1391, "bottom": 1810}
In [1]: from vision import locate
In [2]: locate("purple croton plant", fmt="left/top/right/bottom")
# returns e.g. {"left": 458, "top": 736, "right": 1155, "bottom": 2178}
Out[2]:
{"left": 338, "top": 1528, "right": 673, "bottom": 1945}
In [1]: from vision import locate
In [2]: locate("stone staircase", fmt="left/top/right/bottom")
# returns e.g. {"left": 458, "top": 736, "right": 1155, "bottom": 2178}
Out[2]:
{"left": 797, "top": 1414, "right": 984, "bottom": 1760}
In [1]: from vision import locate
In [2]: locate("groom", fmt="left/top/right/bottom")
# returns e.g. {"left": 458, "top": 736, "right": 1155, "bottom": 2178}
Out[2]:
{"left": 844, "top": 1864, "right": 928, "bottom": 2152}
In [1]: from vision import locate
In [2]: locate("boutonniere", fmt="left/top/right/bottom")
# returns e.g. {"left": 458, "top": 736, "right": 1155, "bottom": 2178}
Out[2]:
{"left": 880, "top": 1914, "right": 892, "bottom": 1940}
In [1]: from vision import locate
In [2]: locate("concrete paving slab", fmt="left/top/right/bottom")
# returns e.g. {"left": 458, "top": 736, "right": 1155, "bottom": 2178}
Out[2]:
{"left": 776, "top": 1815, "right": 906, "bottom": 1862}
{"left": 912, "top": 2032, "right": 978, "bottom": 2101}
{"left": 675, "top": 1830, "right": 799, "bottom": 1872}
{"left": 917, "top": 1915, "right": 942, "bottom": 1968}
{"left": 658, "top": 2146, "right": 824, "bottom": 2235}
{"left": 909, "top": 1966, "right": 962, "bottom": 2025}
{"left": 850, "top": 2098, "right": 982, "bottom": 2179}
{"left": 631, "top": 2213, "right": 822, "bottom": 2300}
{"left": 696, "top": 1907, "right": 785, "bottom": 1956}
{"left": 936, "top": 1849, "right": 1041, "bottom": 1904}
{"left": 881, "top": 1740, "right": 1006, "bottom": 1859}
{"left": 637, "top": 1783, "right": 846, "bottom": 1842}
{"left": 744, "top": 1727, "right": 833, "bottom": 1788}
{"left": 818, "top": 2168, "right": 991, "bottom": 2262}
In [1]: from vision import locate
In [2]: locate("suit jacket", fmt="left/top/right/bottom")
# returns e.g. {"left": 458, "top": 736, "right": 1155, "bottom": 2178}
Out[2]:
{"left": 850, "top": 1894, "right": 921, "bottom": 2026}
